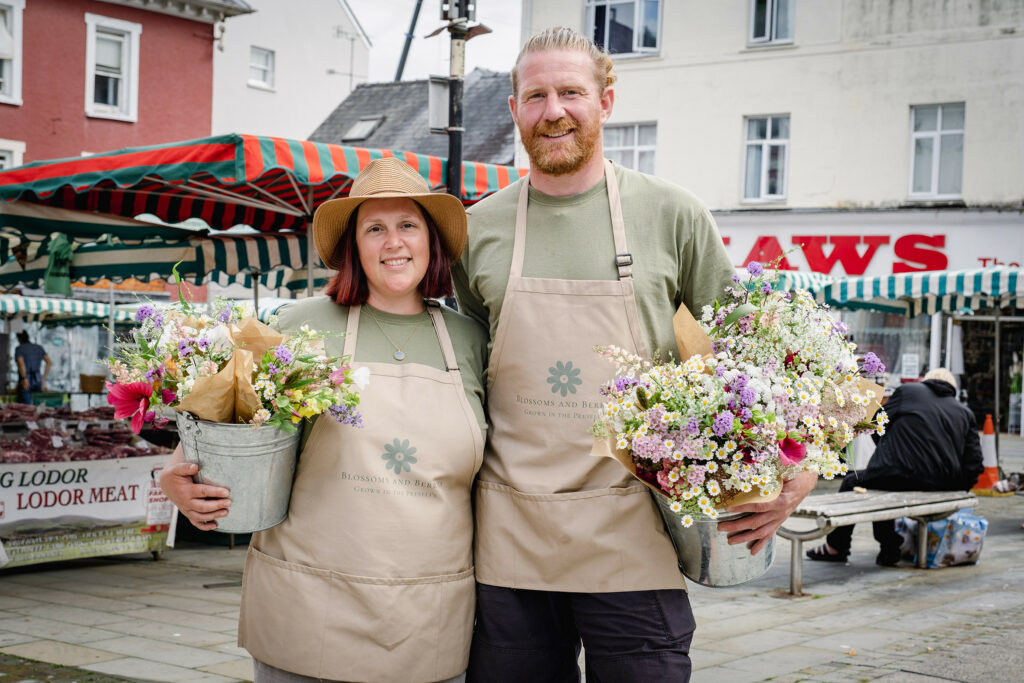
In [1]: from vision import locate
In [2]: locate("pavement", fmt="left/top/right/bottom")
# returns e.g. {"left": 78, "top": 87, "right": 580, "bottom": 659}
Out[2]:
{"left": 1, "top": 441, "right": 1023, "bottom": 683}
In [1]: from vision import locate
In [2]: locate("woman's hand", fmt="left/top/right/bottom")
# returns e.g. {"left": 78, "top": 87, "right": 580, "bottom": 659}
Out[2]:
{"left": 159, "top": 445, "right": 232, "bottom": 531}
{"left": 717, "top": 470, "right": 818, "bottom": 555}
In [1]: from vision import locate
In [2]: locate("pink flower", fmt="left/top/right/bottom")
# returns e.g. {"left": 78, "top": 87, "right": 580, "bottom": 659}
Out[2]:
{"left": 778, "top": 438, "right": 806, "bottom": 466}
{"left": 329, "top": 367, "right": 348, "bottom": 386}
{"left": 107, "top": 381, "right": 154, "bottom": 434}
{"left": 161, "top": 389, "right": 177, "bottom": 405}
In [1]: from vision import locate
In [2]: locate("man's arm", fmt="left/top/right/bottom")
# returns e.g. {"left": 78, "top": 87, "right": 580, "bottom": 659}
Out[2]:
{"left": 16, "top": 356, "right": 27, "bottom": 389}
{"left": 41, "top": 354, "right": 51, "bottom": 390}
{"left": 717, "top": 470, "right": 818, "bottom": 555}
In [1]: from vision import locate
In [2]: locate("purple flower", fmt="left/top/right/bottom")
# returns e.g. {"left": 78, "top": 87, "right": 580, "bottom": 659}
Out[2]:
{"left": 197, "top": 338, "right": 211, "bottom": 351}
{"left": 733, "top": 373, "right": 749, "bottom": 389}
{"left": 739, "top": 386, "right": 757, "bottom": 406}
{"left": 713, "top": 411, "right": 735, "bottom": 437}
{"left": 747, "top": 261, "right": 764, "bottom": 277}
{"left": 136, "top": 304, "right": 156, "bottom": 323}
{"left": 217, "top": 308, "right": 232, "bottom": 323}
{"left": 273, "top": 346, "right": 294, "bottom": 365}
{"left": 178, "top": 339, "right": 192, "bottom": 357}
{"left": 267, "top": 363, "right": 279, "bottom": 376}
{"left": 686, "top": 417, "right": 700, "bottom": 436}
{"left": 731, "top": 274, "right": 741, "bottom": 283}
{"left": 862, "top": 352, "right": 885, "bottom": 374}
{"left": 716, "top": 365, "right": 727, "bottom": 378}
{"left": 329, "top": 404, "right": 363, "bottom": 428}
{"left": 761, "top": 282, "right": 772, "bottom": 294}
{"left": 726, "top": 398, "right": 738, "bottom": 412}
{"left": 152, "top": 312, "right": 164, "bottom": 328}
{"left": 740, "top": 407, "right": 753, "bottom": 421}
{"left": 614, "top": 376, "right": 639, "bottom": 392}
{"left": 144, "top": 367, "right": 163, "bottom": 382}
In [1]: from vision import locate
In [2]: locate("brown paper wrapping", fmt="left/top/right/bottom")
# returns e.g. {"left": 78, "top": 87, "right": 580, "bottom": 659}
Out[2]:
{"left": 672, "top": 302, "right": 713, "bottom": 362}
{"left": 174, "top": 317, "right": 287, "bottom": 424}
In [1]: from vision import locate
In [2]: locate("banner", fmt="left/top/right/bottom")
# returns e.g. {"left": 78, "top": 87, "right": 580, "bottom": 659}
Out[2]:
{"left": 0, "top": 455, "right": 173, "bottom": 569}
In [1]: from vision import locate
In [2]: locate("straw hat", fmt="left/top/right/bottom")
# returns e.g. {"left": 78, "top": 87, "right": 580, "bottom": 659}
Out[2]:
{"left": 312, "top": 157, "right": 467, "bottom": 269}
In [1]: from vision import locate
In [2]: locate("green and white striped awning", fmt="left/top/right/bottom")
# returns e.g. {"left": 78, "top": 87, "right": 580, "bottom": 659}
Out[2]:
{"left": 0, "top": 294, "right": 135, "bottom": 323}
{"left": 774, "top": 267, "right": 1024, "bottom": 317}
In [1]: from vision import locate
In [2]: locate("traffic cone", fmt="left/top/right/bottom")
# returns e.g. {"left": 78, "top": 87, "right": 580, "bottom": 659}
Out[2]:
{"left": 971, "top": 414, "right": 1007, "bottom": 495}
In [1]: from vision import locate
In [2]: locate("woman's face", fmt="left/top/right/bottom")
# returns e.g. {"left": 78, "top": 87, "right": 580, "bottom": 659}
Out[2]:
{"left": 355, "top": 197, "right": 431, "bottom": 312}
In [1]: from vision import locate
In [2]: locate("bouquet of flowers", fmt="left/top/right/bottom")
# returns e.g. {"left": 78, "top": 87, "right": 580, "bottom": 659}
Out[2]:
{"left": 107, "top": 297, "right": 367, "bottom": 434}
{"left": 592, "top": 261, "right": 887, "bottom": 526}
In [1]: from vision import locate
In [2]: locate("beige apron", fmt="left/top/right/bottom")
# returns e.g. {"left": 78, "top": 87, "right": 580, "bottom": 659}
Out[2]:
{"left": 239, "top": 304, "right": 484, "bottom": 683}
{"left": 474, "top": 160, "right": 683, "bottom": 592}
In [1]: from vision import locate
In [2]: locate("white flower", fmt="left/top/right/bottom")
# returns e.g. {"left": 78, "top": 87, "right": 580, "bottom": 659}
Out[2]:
{"left": 670, "top": 501, "right": 682, "bottom": 513}
{"left": 681, "top": 514, "right": 694, "bottom": 528}
{"left": 352, "top": 366, "right": 371, "bottom": 390}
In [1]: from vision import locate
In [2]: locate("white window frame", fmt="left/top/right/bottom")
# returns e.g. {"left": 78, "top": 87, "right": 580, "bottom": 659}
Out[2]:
{"left": 743, "top": 114, "right": 790, "bottom": 203}
{"left": 908, "top": 103, "right": 965, "bottom": 200}
{"left": 0, "top": 0, "right": 25, "bottom": 106}
{"left": 585, "top": 0, "right": 662, "bottom": 57}
{"left": 748, "top": 0, "right": 794, "bottom": 46}
{"left": 0, "top": 138, "right": 25, "bottom": 168}
{"left": 84, "top": 13, "right": 141, "bottom": 122}
{"left": 603, "top": 122, "right": 656, "bottom": 174}
{"left": 248, "top": 45, "right": 275, "bottom": 90}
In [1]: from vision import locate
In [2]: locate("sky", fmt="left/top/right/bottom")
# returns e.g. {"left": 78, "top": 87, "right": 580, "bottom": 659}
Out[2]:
{"left": 346, "top": 0, "right": 523, "bottom": 83}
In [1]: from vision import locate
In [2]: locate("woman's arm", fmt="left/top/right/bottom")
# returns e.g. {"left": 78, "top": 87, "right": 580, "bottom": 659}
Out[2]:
{"left": 159, "top": 445, "right": 232, "bottom": 531}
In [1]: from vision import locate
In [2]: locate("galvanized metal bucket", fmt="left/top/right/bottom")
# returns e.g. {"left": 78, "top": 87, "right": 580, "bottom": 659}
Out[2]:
{"left": 654, "top": 493, "right": 774, "bottom": 587}
{"left": 176, "top": 412, "right": 300, "bottom": 534}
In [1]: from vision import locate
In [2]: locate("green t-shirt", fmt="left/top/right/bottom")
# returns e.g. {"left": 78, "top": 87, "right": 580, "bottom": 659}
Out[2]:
{"left": 453, "top": 164, "right": 736, "bottom": 362}
{"left": 274, "top": 296, "right": 488, "bottom": 433}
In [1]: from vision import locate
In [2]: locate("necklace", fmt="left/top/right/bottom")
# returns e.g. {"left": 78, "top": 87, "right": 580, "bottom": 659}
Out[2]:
{"left": 366, "top": 307, "right": 427, "bottom": 362}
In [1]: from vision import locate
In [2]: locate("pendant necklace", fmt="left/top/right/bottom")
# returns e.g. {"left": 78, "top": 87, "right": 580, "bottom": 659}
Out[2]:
{"left": 366, "top": 307, "right": 426, "bottom": 362}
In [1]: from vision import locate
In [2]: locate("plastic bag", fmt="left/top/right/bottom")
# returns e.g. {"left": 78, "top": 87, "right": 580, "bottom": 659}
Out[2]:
{"left": 894, "top": 509, "right": 987, "bottom": 568}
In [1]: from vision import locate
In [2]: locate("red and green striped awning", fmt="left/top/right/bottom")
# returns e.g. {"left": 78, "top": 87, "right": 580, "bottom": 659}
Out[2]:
{"left": 0, "top": 134, "right": 527, "bottom": 232}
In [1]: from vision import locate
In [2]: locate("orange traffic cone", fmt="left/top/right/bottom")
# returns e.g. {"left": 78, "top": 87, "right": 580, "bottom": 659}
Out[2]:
{"left": 971, "top": 414, "right": 1006, "bottom": 495}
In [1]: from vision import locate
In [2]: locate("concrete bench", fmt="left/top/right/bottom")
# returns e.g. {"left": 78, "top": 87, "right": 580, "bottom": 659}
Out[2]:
{"left": 777, "top": 490, "right": 977, "bottom": 595}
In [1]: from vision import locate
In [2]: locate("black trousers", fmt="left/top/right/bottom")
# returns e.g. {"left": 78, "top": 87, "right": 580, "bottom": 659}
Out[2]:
{"left": 466, "top": 584, "right": 695, "bottom": 683}
{"left": 825, "top": 471, "right": 935, "bottom": 556}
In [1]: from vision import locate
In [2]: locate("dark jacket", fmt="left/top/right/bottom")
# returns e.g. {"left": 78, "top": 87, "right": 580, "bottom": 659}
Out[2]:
{"left": 867, "top": 379, "right": 984, "bottom": 490}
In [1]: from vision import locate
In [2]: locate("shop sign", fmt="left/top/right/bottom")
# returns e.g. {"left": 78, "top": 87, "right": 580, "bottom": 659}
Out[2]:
{"left": 0, "top": 455, "right": 173, "bottom": 569}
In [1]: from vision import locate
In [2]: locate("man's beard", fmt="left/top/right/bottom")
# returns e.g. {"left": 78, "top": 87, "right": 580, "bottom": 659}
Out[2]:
{"left": 520, "top": 113, "right": 602, "bottom": 176}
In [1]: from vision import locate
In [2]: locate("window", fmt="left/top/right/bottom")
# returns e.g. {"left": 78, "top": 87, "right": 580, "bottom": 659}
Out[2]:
{"left": 85, "top": 14, "right": 141, "bottom": 121}
{"left": 749, "top": 0, "right": 793, "bottom": 45}
{"left": 249, "top": 46, "right": 275, "bottom": 89}
{"left": 342, "top": 116, "right": 384, "bottom": 143}
{"left": 586, "top": 0, "right": 660, "bottom": 56}
{"left": 743, "top": 115, "right": 789, "bottom": 201}
{"left": 0, "top": 0, "right": 24, "bottom": 105}
{"left": 604, "top": 123, "right": 655, "bottom": 174}
{"left": 910, "top": 103, "right": 964, "bottom": 199}
{"left": 0, "top": 138, "right": 24, "bottom": 168}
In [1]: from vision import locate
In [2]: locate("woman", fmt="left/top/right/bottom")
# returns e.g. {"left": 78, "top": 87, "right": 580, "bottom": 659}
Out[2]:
{"left": 160, "top": 157, "right": 488, "bottom": 683}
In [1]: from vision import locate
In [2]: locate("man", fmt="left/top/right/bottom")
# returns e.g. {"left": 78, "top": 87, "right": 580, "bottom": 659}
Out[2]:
{"left": 454, "top": 27, "right": 817, "bottom": 681}
{"left": 15, "top": 331, "right": 51, "bottom": 404}
{"left": 807, "top": 367, "right": 983, "bottom": 566}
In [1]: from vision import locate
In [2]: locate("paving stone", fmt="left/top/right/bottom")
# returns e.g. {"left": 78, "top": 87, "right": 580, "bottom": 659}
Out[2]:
{"left": 11, "top": 587, "right": 147, "bottom": 613}
{"left": 704, "top": 627, "right": 813, "bottom": 656}
{"left": 6, "top": 603, "right": 125, "bottom": 627}
{"left": 83, "top": 635, "right": 240, "bottom": 668}
{"left": 689, "top": 647, "right": 740, "bottom": 669}
{"left": 0, "top": 630, "right": 38, "bottom": 647}
{"left": 0, "top": 617, "right": 120, "bottom": 645}
{"left": 800, "top": 626, "right": 916, "bottom": 656}
{"left": 96, "top": 618, "right": 237, "bottom": 647}
{"left": 710, "top": 645, "right": 838, "bottom": 678}
{"left": 0, "top": 640, "right": 122, "bottom": 666}
{"left": 782, "top": 605, "right": 903, "bottom": 635}
{"left": 200, "top": 657, "right": 255, "bottom": 681}
{"left": 111, "top": 606, "right": 239, "bottom": 633}
{"left": 81, "top": 656, "right": 241, "bottom": 682}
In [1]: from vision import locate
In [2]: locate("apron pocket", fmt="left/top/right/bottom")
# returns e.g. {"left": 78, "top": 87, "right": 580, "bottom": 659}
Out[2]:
{"left": 321, "top": 567, "right": 475, "bottom": 683}
{"left": 474, "top": 481, "right": 685, "bottom": 593}
{"left": 239, "top": 546, "right": 332, "bottom": 678}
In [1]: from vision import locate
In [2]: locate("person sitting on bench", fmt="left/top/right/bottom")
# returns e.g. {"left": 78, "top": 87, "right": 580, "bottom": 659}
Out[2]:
{"left": 807, "top": 367, "right": 984, "bottom": 566}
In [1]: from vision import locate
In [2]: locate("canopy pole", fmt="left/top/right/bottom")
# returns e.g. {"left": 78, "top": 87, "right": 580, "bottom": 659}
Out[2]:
{"left": 929, "top": 313, "right": 942, "bottom": 373}
{"left": 107, "top": 281, "right": 115, "bottom": 372}
{"left": 994, "top": 307, "right": 1001, "bottom": 463}
{"left": 253, "top": 270, "right": 260, "bottom": 313}
{"left": 306, "top": 217, "right": 315, "bottom": 297}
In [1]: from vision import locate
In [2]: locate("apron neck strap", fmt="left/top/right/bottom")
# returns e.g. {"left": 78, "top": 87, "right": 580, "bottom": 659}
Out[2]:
{"left": 510, "top": 160, "right": 633, "bottom": 280}
{"left": 343, "top": 304, "right": 361, "bottom": 358}
{"left": 426, "top": 301, "right": 459, "bottom": 371}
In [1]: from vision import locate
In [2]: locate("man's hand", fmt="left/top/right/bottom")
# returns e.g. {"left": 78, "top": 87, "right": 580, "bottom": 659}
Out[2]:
{"left": 19, "top": 378, "right": 28, "bottom": 390}
{"left": 159, "top": 447, "right": 232, "bottom": 531}
{"left": 717, "top": 471, "right": 817, "bottom": 555}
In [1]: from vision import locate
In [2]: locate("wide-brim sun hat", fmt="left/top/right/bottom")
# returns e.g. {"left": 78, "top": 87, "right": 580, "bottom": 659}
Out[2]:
{"left": 312, "top": 157, "right": 467, "bottom": 269}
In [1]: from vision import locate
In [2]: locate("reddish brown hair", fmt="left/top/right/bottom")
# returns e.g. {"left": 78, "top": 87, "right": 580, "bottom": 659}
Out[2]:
{"left": 325, "top": 201, "right": 453, "bottom": 306}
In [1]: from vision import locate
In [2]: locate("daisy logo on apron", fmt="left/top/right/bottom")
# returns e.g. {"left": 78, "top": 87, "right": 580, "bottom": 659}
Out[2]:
{"left": 381, "top": 438, "right": 418, "bottom": 474}
{"left": 547, "top": 361, "right": 582, "bottom": 397}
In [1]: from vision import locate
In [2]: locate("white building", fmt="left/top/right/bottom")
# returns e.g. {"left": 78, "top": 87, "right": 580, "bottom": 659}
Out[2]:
{"left": 521, "top": 0, "right": 1024, "bottom": 277}
{"left": 211, "top": 0, "right": 370, "bottom": 140}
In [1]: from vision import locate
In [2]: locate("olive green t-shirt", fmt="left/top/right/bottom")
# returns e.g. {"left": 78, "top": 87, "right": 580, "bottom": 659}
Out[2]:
{"left": 453, "top": 164, "right": 736, "bottom": 361}
{"left": 274, "top": 296, "right": 488, "bottom": 433}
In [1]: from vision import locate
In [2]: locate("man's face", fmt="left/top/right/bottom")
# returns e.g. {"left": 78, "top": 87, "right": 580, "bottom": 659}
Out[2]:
{"left": 510, "top": 49, "right": 612, "bottom": 176}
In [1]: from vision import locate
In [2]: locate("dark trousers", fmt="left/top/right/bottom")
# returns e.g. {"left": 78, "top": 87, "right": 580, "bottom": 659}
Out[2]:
{"left": 826, "top": 471, "right": 935, "bottom": 556}
{"left": 466, "top": 584, "right": 695, "bottom": 683}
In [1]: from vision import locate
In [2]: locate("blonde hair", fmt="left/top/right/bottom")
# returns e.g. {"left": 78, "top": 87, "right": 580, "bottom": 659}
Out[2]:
{"left": 511, "top": 27, "right": 617, "bottom": 97}
{"left": 924, "top": 367, "right": 957, "bottom": 390}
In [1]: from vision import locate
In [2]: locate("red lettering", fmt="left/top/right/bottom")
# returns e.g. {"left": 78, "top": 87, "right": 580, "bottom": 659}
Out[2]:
{"left": 742, "top": 236, "right": 794, "bottom": 270}
{"left": 893, "top": 234, "right": 947, "bottom": 273}
{"left": 722, "top": 236, "right": 731, "bottom": 246}
{"left": 796, "top": 235, "right": 890, "bottom": 276}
